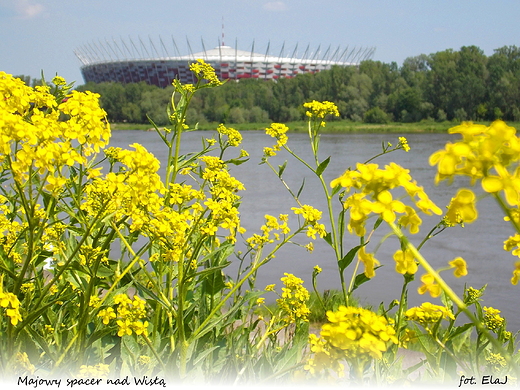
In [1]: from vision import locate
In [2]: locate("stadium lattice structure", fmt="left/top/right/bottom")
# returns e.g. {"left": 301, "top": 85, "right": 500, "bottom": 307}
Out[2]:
{"left": 74, "top": 37, "right": 375, "bottom": 87}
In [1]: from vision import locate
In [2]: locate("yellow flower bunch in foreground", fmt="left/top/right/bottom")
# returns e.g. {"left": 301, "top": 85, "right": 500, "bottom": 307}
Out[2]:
{"left": 331, "top": 162, "right": 442, "bottom": 237}
{"left": 405, "top": 302, "right": 455, "bottom": 327}
{"left": 276, "top": 273, "right": 310, "bottom": 324}
{"left": 303, "top": 100, "right": 340, "bottom": 126}
{"left": 430, "top": 120, "right": 520, "bottom": 283}
{"left": 305, "top": 306, "right": 398, "bottom": 377}
{"left": 0, "top": 72, "right": 110, "bottom": 192}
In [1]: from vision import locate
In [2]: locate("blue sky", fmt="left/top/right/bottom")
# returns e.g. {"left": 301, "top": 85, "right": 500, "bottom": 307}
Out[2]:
{"left": 1, "top": 0, "right": 519, "bottom": 86}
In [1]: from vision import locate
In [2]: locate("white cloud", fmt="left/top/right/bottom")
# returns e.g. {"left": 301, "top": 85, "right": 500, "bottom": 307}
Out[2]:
{"left": 263, "top": 1, "right": 288, "bottom": 12}
{"left": 5, "top": 0, "right": 45, "bottom": 19}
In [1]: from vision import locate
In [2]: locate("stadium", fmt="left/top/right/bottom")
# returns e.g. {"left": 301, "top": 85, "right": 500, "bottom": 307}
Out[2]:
{"left": 74, "top": 37, "right": 376, "bottom": 87}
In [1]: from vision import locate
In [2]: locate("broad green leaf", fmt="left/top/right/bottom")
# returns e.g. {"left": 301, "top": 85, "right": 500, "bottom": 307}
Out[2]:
{"left": 338, "top": 244, "right": 366, "bottom": 273}
{"left": 316, "top": 156, "right": 331, "bottom": 176}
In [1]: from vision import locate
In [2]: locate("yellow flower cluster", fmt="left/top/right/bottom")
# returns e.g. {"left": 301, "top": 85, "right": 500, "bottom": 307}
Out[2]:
{"left": 189, "top": 59, "right": 222, "bottom": 86}
{"left": 303, "top": 100, "right": 340, "bottom": 126}
{"left": 398, "top": 136, "right": 411, "bottom": 152}
{"left": 97, "top": 294, "right": 148, "bottom": 337}
{"left": 0, "top": 72, "right": 110, "bottom": 191}
{"left": 82, "top": 143, "right": 167, "bottom": 232}
{"left": 276, "top": 273, "right": 310, "bottom": 324}
{"left": 291, "top": 204, "right": 326, "bottom": 239}
{"left": 331, "top": 162, "right": 441, "bottom": 236}
{"left": 483, "top": 306, "right": 505, "bottom": 332}
{"left": 430, "top": 121, "right": 520, "bottom": 186}
{"left": 246, "top": 214, "right": 290, "bottom": 249}
{"left": 78, "top": 363, "right": 110, "bottom": 378}
{"left": 263, "top": 123, "right": 289, "bottom": 157}
{"left": 0, "top": 197, "right": 23, "bottom": 264}
{"left": 14, "top": 352, "right": 35, "bottom": 375}
{"left": 0, "top": 291, "right": 22, "bottom": 325}
{"left": 305, "top": 306, "right": 398, "bottom": 376}
{"left": 217, "top": 123, "right": 242, "bottom": 147}
{"left": 405, "top": 302, "right": 455, "bottom": 327}
{"left": 199, "top": 155, "right": 246, "bottom": 241}
{"left": 486, "top": 353, "right": 507, "bottom": 372}
{"left": 430, "top": 121, "right": 520, "bottom": 281}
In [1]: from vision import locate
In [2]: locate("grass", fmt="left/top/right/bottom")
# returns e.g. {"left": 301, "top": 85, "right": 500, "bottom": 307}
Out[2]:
{"left": 110, "top": 120, "right": 520, "bottom": 133}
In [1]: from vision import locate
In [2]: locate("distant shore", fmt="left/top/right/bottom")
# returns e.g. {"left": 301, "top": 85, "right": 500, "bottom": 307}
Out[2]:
{"left": 110, "top": 120, "right": 518, "bottom": 133}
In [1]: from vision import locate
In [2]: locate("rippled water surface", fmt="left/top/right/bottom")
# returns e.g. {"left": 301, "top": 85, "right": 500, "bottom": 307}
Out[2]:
{"left": 110, "top": 130, "right": 520, "bottom": 331}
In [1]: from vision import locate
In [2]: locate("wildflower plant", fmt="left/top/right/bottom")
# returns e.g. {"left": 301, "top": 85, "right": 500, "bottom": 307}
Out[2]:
{"left": 1, "top": 62, "right": 520, "bottom": 386}
{"left": 261, "top": 97, "right": 520, "bottom": 383}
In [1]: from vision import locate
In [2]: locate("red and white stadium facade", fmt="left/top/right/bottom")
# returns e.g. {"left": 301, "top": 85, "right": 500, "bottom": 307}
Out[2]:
{"left": 75, "top": 38, "right": 375, "bottom": 88}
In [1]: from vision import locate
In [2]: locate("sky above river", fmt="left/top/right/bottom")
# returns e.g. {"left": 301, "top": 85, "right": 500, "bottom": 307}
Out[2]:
{"left": 1, "top": 0, "right": 519, "bottom": 86}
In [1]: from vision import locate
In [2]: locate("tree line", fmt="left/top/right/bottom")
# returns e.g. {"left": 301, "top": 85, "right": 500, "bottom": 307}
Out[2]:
{"left": 63, "top": 45, "right": 520, "bottom": 125}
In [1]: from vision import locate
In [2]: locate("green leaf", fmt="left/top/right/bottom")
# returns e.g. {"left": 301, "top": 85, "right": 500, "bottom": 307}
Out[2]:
{"left": 192, "top": 346, "right": 220, "bottom": 367}
{"left": 338, "top": 244, "right": 366, "bottom": 274}
{"left": 278, "top": 161, "right": 287, "bottom": 177}
{"left": 316, "top": 156, "right": 331, "bottom": 176}
{"left": 323, "top": 232, "right": 333, "bottom": 248}
{"left": 448, "top": 323, "right": 473, "bottom": 339}
{"left": 373, "top": 216, "right": 384, "bottom": 230}
{"left": 296, "top": 178, "right": 306, "bottom": 199}
{"left": 352, "top": 266, "right": 381, "bottom": 291}
{"left": 224, "top": 158, "right": 250, "bottom": 166}
{"left": 202, "top": 269, "right": 226, "bottom": 295}
{"left": 331, "top": 184, "right": 342, "bottom": 196}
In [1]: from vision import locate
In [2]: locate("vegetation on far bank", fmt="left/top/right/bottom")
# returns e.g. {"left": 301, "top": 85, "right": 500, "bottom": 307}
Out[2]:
{"left": 111, "top": 119, "right": 520, "bottom": 133}
{"left": 59, "top": 44, "right": 520, "bottom": 129}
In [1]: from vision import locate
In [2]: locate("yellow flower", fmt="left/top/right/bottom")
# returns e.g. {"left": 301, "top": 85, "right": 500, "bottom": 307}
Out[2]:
{"left": 116, "top": 319, "right": 133, "bottom": 337}
{"left": 52, "top": 76, "right": 67, "bottom": 86}
{"left": 405, "top": 302, "right": 455, "bottom": 326}
{"left": 265, "top": 123, "right": 289, "bottom": 149}
{"left": 319, "top": 306, "right": 398, "bottom": 361}
{"left": 189, "top": 59, "right": 222, "bottom": 86}
{"left": 393, "top": 249, "right": 418, "bottom": 275}
{"left": 482, "top": 164, "right": 520, "bottom": 206}
{"left": 449, "top": 257, "right": 468, "bottom": 277}
{"left": 358, "top": 247, "right": 379, "bottom": 278}
{"left": 399, "top": 136, "right": 410, "bottom": 152}
{"left": 132, "top": 320, "right": 149, "bottom": 336}
{"left": 371, "top": 190, "right": 406, "bottom": 223}
{"left": 303, "top": 100, "right": 340, "bottom": 120}
{"left": 483, "top": 306, "right": 505, "bottom": 332}
{"left": 217, "top": 123, "right": 242, "bottom": 147}
{"left": 399, "top": 205, "right": 422, "bottom": 234}
{"left": 78, "top": 363, "right": 110, "bottom": 378}
{"left": 418, "top": 273, "right": 441, "bottom": 298}
{"left": 445, "top": 188, "right": 478, "bottom": 224}
{"left": 97, "top": 307, "right": 116, "bottom": 325}
{"left": 511, "top": 261, "right": 520, "bottom": 285}
{"left": 276, "top": 273, "right": 310, "bottom": 323}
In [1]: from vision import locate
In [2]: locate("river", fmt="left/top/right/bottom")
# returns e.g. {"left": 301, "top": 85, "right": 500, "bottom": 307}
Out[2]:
{"left": 109, "top": 129, "right": 520, "bottom": 332}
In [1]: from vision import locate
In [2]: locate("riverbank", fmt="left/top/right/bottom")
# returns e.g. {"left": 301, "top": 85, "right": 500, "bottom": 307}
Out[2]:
{"left": 110, "top": 120, "right": 520, "bottom": 133}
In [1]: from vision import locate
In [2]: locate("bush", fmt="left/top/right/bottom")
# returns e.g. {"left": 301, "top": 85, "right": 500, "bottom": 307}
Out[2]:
{"left": 363, "top": 107, "right": 390, "bottom": 124}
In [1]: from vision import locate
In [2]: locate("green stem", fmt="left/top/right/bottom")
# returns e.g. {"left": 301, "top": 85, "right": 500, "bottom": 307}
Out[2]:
{"left": 388, "top": 221, "right": 518, "bottom": 374}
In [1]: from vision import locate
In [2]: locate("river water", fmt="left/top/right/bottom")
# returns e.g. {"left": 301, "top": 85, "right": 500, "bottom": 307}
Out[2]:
{"left": 110, "top": 129, "right": 520, "bottom": 332}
